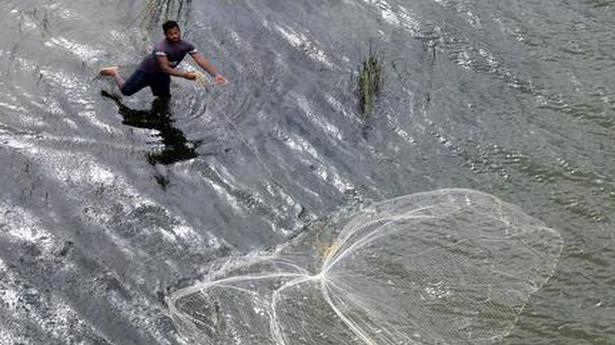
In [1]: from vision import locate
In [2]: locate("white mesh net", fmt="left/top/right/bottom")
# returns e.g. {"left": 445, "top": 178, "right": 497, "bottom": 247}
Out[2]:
{"left": 168, "top": 189, "right": 563, "bottom": 344}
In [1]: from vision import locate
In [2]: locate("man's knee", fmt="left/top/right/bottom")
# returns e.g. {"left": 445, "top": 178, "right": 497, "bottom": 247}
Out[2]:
{"left": 120, "top": 86, "right": 137, "bottom": 96}
{"left": 120, "top": 70, "right": 147, "bottom": 96}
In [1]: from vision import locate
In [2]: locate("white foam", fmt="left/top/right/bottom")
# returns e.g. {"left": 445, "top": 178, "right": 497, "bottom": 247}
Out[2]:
{"left": 274, "top": 24, "right": 335, "bottom": 69}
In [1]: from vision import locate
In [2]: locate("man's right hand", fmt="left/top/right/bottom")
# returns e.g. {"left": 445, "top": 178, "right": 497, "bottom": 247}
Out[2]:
{"left": 183, "top": 71, "right": 198, "bottom": 80}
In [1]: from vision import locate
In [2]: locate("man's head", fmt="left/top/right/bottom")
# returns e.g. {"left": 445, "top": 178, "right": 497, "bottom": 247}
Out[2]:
{"left": 162, "top": 21, "right": 181, "bottom": 43}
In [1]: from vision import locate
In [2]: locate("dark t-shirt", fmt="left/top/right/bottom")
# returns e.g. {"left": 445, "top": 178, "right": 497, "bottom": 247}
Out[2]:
{"left": 138, "top": 39, "right": 197, "bottom": 73}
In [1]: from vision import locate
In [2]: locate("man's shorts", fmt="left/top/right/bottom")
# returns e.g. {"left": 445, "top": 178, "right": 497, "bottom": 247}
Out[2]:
{"left": 121, "top": 70, "right": 171, "bottom": 97}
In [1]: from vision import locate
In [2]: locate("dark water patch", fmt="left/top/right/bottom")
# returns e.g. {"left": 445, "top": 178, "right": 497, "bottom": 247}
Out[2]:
{"left": 101, "top": 90, "right": 200, "bottom": 166}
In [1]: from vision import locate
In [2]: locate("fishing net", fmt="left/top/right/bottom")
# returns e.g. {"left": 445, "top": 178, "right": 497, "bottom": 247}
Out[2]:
{"left": 168, "top": 189, "right": 563, "bottom": 345}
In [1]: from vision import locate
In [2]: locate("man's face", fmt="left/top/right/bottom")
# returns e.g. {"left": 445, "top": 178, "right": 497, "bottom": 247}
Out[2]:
{"left": 165, "top": 27, "right": 181, "bottom": 42}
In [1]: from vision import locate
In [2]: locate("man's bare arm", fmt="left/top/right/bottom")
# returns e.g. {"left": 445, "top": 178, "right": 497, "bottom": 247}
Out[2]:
{"left": 191, "top": 52, "right": 228, "bottom": 84}
{"left": 191, "top": 52, "right": 217, "bottom": 76}
{"left": 157, "top": 55, "right": 196, "bottom": 79}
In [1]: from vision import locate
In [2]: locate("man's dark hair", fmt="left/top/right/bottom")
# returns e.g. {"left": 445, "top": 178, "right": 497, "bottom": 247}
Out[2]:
{"left": 162, "top": 20, "right": 180, "bottom": 34}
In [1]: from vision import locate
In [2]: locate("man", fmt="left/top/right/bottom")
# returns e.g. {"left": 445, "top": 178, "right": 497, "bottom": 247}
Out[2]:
{"left": 100, "top": 20, "right": 227, "bottom": 97}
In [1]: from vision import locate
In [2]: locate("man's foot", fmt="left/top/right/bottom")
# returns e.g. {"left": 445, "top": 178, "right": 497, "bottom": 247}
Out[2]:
{"left": 99, "top": 66, "right": 119, "bottom": 77}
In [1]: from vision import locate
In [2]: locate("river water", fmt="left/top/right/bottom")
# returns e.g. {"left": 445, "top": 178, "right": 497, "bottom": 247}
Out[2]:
{"left": 0, "top": 0, "right": 613, "bottom": 344}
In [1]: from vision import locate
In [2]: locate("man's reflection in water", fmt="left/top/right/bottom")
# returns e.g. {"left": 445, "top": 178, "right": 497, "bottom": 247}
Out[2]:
{"left": 102, "top": 91, "right": 200, "bottom": 165}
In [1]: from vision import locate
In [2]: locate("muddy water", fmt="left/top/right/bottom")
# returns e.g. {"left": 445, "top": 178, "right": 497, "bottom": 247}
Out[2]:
{"left": 0, "top": 0, "right": 614, "bottom": 344}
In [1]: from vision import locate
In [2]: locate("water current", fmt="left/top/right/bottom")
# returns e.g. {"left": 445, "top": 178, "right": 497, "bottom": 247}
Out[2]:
{"left": 0, "top": 0, "right": 614, "bottom": 344}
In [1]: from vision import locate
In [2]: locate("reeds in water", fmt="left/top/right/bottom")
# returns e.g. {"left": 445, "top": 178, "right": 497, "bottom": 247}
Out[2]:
{"left": 357, "top": 47, "right": 383, "bottom": 118}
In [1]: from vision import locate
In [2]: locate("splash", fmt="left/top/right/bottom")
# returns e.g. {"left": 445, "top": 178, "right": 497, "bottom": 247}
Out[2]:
{"left": 168, "top": 189, "right": 563, "bottom": 344}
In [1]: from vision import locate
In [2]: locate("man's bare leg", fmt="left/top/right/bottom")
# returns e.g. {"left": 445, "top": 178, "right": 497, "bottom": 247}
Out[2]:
{"left": 99, "top": 67, "right": 125, "bottom": 90}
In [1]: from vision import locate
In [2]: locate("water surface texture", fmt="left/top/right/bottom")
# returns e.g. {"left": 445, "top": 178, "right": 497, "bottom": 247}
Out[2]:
{"left": 0, "top": 0, "right": 614, "bottom": 344}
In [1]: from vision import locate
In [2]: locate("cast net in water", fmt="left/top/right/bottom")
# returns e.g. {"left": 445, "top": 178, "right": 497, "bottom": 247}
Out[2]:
{"left": 168, "top": 189, "right": 563, "bottom": 344}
